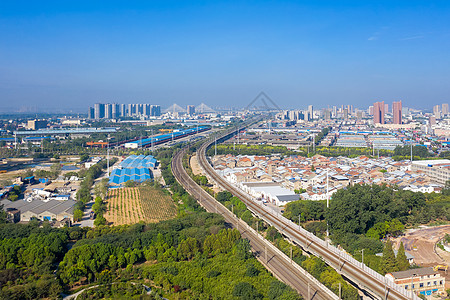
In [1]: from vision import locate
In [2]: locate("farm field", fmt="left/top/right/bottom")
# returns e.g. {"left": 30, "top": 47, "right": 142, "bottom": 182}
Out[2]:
{"left": 104, "top": 186, "right": 177, "bottom": 225}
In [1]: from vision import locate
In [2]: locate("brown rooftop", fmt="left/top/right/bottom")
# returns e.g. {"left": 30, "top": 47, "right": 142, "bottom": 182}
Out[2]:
{"left": 387, "top": 267, "right": 436, "bottom": 279}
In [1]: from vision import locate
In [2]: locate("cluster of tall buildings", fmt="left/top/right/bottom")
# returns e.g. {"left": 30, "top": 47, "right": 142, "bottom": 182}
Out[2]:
{"left": 433, "top": 103, "right": 449, "bottom": 119}
{"left": 280, "top": 105, "right": 314, "bottom": 121}
{"left": 89, "top": 103, "right": 161, "bottom": 119}
{"left": 371, "top": 100, "right": 403, "bottom": 124}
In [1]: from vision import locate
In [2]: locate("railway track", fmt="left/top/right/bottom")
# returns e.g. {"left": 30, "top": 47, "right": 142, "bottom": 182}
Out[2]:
{"left": 195, "top": 126, "right": 419, "bottom": 300}
{"left": 171, "top": 147, "right": 338, "bottom": 300}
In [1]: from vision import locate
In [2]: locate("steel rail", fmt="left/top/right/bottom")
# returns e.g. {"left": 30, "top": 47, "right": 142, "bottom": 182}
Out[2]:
{"left": 171, "top": 147, "right": 337, "bottom": 299}
{"left": 196, "top": 126, "right": 419, "bottom": 300}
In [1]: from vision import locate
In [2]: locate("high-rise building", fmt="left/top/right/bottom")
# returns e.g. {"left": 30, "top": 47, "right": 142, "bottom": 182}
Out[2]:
{"left": 111, "top": 103, "right": 119, "bottom": 119}
{"left": 136, "top": 104, "right": 143, "bottom": 116}
{"left": 369, "top": 105, "right": 374, "bottom": 115}
{"left": 142, "top": 104, "right": 150, "bottom": 117}
{"left": 429, "top": 116, "right": 436, "bottom": 125}
{"left": 384, "top": 103, "right": 389, "bottom": 114}
{"left": 373, "top": 101, "right": 385, "bottom": 124}
{"left": 343, "top": 109, "right": 348, "bottom": 120}
{"left": 392, "top": 101, "right": 402, "bottom": 124}
{"left": 127, "top": 104, "right": 132, "bottom": 116}
{"left": 332, "top": 106, "right": 337, "bottom": 118}
{"left": 442, "top": 103, "right": 449, "bottom": 116}
{"left": 120, "top": 104, "right": 126, "bottom": 117}
{"left": 187, "top": 105, "right": 195, "bottom": 115}
{"left": 433, "top": 105, "right": 441, "bottom": 119}
{"left": 105, "top": 103, "right": 113, "bottom": 119}
{"left": 94, "top": 103, "right": 105, "bottom": 119}
{"left": 307, "top": 105, "right": 314, "bottom": 121}
{"left": 89, "top": 107, "right": 95, "bottom": 119}
{"left": 288, "top": 110, "right": 298, "bottom": 120}
{"left": 150, "top": 105, "right": 161, "bottom": 117}
{"left": 356, "top": 110, "right": 363, "bottom": 120}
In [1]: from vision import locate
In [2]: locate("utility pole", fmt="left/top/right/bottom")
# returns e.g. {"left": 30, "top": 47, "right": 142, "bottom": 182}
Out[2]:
{"left": 290, "top": 246, "right": 293, "bottom": 263}
{"left": 151, "top": 129, "right": 154, "bottom": 153}
{"left": 313, "top": 133, "right": 315, "bottom": 153}
{"left": 107, "top": 134, "right": 110, "bottom": 177}
{"left": 410, "top": 142, "right": 413, "bottom": 162}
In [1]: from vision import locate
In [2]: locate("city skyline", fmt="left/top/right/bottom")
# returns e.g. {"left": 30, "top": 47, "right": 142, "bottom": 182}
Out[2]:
{"left": 1, "top": 1, "right": 450, "bottom": 112}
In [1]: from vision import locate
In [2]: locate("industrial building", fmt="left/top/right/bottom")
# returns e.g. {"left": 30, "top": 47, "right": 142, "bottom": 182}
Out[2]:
{"left": 27, "top": 119, "right": 47, "bottom": 130}
{"left": 13, "top": 127, "right": 117, "bottom": 137}
{"left": 411, "top": 159, "right": 450, "bottom": 185}
{"left": 124, "top": 126, "right": 209, "bottom": 149}
{"left": 240, "top": 182, "right": 299, "bottom": 206}
{"left": 0, "top": 198, "right": 75, "bottom": 223}
{"left": 109, "top": 155, "right": 156, "bottom": 185}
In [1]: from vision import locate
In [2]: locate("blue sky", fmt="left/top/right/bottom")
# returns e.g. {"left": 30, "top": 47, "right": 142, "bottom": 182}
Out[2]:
{"left": 1, "top": 1, "right": 449, "bottom": 112}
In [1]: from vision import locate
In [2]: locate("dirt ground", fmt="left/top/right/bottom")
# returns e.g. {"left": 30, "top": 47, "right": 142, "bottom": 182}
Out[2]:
{"left": 190, "top": 154, "right": 222, "bottom": 194}
{"left": 392, "top": 225, "right": 450, "bottom": 288}
{"left": 190, "top": 154, "right": 203, "bottom": 176}
{"left": 392, "top": 225, "right": 450, "bottom": 266}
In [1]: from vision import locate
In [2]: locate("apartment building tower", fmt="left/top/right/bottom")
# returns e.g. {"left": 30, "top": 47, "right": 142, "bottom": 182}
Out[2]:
{"left": 392, "top": 101, "right": 402, "bottom": 124}
{"left": 373, "top": 101, "right": 385, "bottom": 124}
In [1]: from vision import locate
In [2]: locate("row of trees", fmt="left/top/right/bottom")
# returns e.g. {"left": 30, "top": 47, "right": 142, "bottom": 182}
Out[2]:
{"left": 314, "top": 127, "right": 331, "bottom": 145}
{"left": 74, "top": 158, "right": 117, "bottom": 222}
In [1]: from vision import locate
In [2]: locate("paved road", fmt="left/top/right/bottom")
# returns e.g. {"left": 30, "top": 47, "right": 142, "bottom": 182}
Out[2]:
{"left": 63, "top": 282, "right": 152, "bottom": 300}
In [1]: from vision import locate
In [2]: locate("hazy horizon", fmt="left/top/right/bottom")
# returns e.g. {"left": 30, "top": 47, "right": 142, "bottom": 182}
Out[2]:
{"left": 1, "top": 1, "right": 449, "bottom": 113}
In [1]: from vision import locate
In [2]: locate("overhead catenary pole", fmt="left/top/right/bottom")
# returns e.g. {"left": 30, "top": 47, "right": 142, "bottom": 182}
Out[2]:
{"left": 326, "top": 169, "right": 329, "bottom": 237}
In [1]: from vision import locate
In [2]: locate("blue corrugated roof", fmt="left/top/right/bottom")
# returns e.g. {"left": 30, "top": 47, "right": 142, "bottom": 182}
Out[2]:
{"left": 109, "top": 155, "right": 156, "bottom": 185}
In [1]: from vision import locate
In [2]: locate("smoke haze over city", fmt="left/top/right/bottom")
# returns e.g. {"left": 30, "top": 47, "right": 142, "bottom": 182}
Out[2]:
{"left": 1, "top": 1, "right": 450, "bottom": 112}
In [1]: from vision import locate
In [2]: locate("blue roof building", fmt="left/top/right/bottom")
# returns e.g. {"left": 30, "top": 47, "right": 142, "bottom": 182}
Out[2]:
{"left": 109, "top": 155, "right": 155, "bottom": 186}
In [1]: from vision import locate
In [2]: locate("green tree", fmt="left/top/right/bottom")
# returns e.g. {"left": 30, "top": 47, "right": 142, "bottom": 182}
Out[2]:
{"left": 124, "top": 180, "right": 136, "bottom": 187}
{"left": 396, "top": 241, "right": 409, "bottom": 271}
{"left": 0, "top": 204, "right": 7, "bottom": 223}
{"left": 94, "top": 215, "right": 106, "bottom": 226}
{"left": 380, "top": 240, "right": 398, "bottom": 274}
{"left": 73, "top": 209, "right": 84, "bottom": 222}
{"left": 442, "top": 180, "right": 450, "bottom": 196}
{"left": 245, "top": 263, "right": 260, "bottom": 277}
{"left": 232, "top": 282, "right": 262, "bottom": 300}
